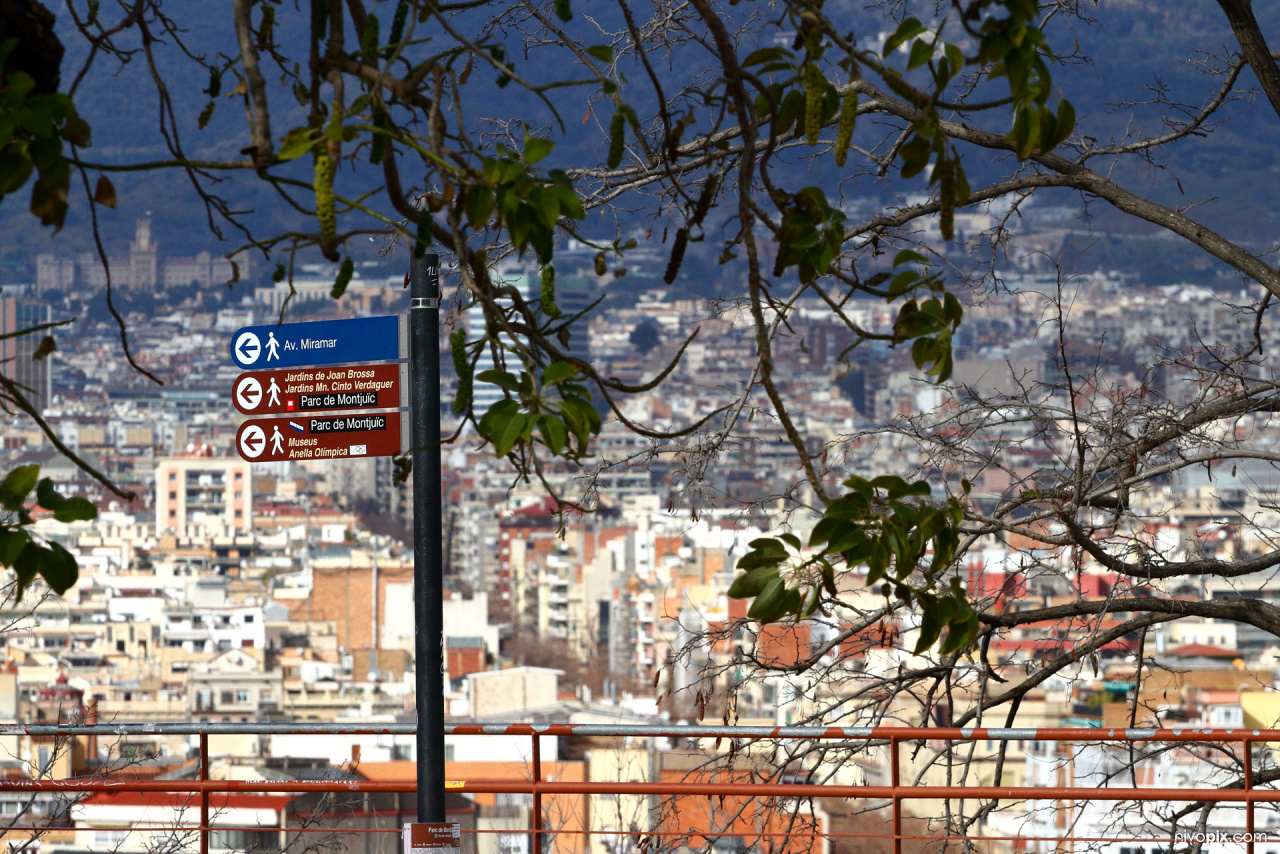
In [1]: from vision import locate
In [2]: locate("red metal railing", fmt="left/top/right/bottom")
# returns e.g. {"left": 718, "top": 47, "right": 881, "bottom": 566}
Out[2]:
{"left": 1, "top": 723, "right": 1277, "bottom": 854}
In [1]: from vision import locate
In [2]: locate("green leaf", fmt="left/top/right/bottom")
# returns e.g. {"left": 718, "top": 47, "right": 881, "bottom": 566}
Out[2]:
{"left": 552, "top": 182, "right": 585, "bottom": 220}
{"left": 883, "top": 18, "right": 927, "bottom": 57}
{"left": 526, "top": 188, "right": 560, "bottom": 229}
{"left": 0, "top": 465, "right": 39, "bottom": 512}
{"left": 35, "top": 477, "right": 62, "bottom": 511}
{"left": 541, "top": 362, "right": 579, "bottom": 386}
{"left": 38, "top": 541, "right": 78, "bottom": 595}
{"left": 277, "top": 128, "right": 319, "bottom": 161}
{"left": 475, "top": 369, "right": 522, "bottom": 392}
{"left": 53, "top": 498, "right": 97, "bottom": 524}
{"left": 12, "top": 542, "right": 39, "bottom": 601}
{"left": 523, "top": 135, "right": 555, "bottom": 164}
{"left": 1041, "top": 98, "right": 1075, "bottom": 152}
{"left": 464, "top": 184, "right": 495, "bottom": 228}
{"left": 893, "top": 249, "right": 928, "bottom": 267}
{"left": 870, "top": 475, "right": 913, "bottom": 496}
{"left": 907, "top": 38, "right": 933, "bottom": 71}
{"left": 586, "top": 45, "right": 613, "bottom": 63}
{"left": 747, "top": 537, "right": 788, "bottom": 557}
{"left": 747, "top": 577, "right": 789, "bottom": 622}
{"left": 808, "top": 517, "right": 843, "bottom": 547}
{"left": 0, "top": 529, "right": 28, "bottom": 566}
{"left": 945, "top": 44, "right": 965, "bottom": 78}
{"left": 728, "top": 566, "right": 778, "bottom": 599}
{"left": 826, "top": 525, "right": 867, "bottom": 555}
{"left": 939, "top": 609, "right": 978, "bottom": 656}
{"left": 743, "top": 47, "right": 793, "bottom": 68}
{"left": 914, "top": 605, "right": 943, "bottom": 654}
{"left": 538, "top": 415, "right": 567, "bottom": 456}
{"left": 825, "top": 493, "right": 869, "bottom": 520}
{"left": 477, "top": 398, "right": 519, "bottom": 437}
{"left": 495, "top": 412, "right": 530, "bottom": 456}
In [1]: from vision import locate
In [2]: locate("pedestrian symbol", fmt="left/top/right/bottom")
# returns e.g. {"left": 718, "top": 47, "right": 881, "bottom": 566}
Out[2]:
{"left": 266, "top": 332, "right": 281, "bottom": 362}
{"left": 267, "top": 377, "right": 282, "bottom": 407}
{"left": 270, "top": 425, "right": 285, "bottom": 454}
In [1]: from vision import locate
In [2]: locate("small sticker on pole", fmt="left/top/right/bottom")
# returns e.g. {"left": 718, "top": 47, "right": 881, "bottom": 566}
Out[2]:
{"left": 403, "top": 823, "right": 459, "bottom": 854}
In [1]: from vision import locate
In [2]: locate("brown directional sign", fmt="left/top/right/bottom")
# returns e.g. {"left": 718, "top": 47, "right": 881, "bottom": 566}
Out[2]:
{"left": 233, "top": 363, "right": 407, "bottom": 416}
{"left": 235, "top": 411, "right": 408, "bottom": 462}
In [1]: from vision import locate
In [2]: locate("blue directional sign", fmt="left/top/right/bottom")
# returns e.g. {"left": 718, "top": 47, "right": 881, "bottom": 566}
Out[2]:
{"left": 230, "top": 316, "right": 407, "bottom": 370}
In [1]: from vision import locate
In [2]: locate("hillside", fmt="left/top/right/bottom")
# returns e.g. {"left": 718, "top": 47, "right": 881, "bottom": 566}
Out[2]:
{"left": 1, "top": 0, "right": 1277, "bottom": 288}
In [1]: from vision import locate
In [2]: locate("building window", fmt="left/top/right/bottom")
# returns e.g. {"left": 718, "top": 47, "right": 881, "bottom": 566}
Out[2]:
{"left": 220, "top": 691, "right": 234, "bottom": 705}
{"left": 169, "top": 472, "right": 177, "bottom": 481}
{"left": 235, "top": 510, "right": 243, "bottom": 518}
{"left": 235, "top": 690, "right": 249, "bottom": 704}
{"left": 234, "top": 472, "right": 243, "bottom": 480}
{"left": 92, "top": 830, "right": 129, "bottom": 848}
{"left": 243, "top": 615, "right": 254, "bottom": 623}
{"left": 169, "top": 491, "right": 177, "bottom": 500}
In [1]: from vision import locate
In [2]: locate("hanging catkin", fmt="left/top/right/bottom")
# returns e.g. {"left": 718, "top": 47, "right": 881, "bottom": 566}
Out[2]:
{"left": 388, "top": 0, "right": 409, "bottom": 54}
{"left": 314, "top": 153, "right": 337, "bottom": 245}
{"left": 361, "top": 14, "right": 380, "bottom": 64}
{"left": 607, "top": 110, "right": 626, "bottom": 168}
{"left": 664, "top": 228, "right": 689, "bottom": 284}
{"left": 331, "top": 257, "right": 354, "bottom": 299}
{"left": 541, "top": 266, "right": 562, "bottom": 318}
{"left": 834, "top": 90, "right": 856, "bottom": 166}
{"left": 369, "top": 108, "right": 389, "bottom": 164}
{"left": 804, "top": 62, "right": 824, "bottom": 146}
{"left": 450, "top": 328, "right": 473, "bottom": 414}
{"left": 690, "top": 175, "right": 718, "bottom": 228}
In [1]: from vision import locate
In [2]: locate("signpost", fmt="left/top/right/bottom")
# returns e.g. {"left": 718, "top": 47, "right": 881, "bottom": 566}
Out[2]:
{"left": 232, "top": 364, "right": 408, "bottom": 415}
{"left": 235, "top": 412, "right": 408, "bottom": 462}
{"left": 409, "top": 253, "right": 446, "bottom": 827}
{"left": 230, "top": 315, "right": 407, "bottom": 370}
{"left": 230, "top": 254, "right": 453, "bottom": 842}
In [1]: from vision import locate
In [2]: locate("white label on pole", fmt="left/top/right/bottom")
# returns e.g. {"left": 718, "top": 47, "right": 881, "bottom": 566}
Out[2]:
{"left": 403, "top": 823, "right": 459, "bottom": 854}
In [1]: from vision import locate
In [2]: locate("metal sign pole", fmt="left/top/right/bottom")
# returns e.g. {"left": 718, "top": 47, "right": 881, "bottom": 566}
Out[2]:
{"left": 409, "top": 252, "right": 445, "bottom": 823}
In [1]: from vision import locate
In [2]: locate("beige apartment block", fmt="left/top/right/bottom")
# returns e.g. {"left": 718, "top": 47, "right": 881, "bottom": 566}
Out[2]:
{"left": 156, "top": 455, "right": 252, "bottom": 534}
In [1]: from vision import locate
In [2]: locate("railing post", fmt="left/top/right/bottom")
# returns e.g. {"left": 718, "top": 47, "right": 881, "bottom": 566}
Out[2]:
{"left": 1244, "top": 737, "right": 1255, "bottom": 854}
{"left": 531, "top": 732, "right": 543, "bottom": 854}
{"left": 890, "top": 736, "right": 901, "bottom": 854}
{"left": 200, "top": 732, "right": 209, "bottom": 854}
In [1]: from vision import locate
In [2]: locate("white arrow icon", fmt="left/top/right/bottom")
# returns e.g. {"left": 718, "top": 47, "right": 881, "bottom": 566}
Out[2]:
{"left": 236, "top": 377, "right": 263, "bottom": 411}
{"left": 235, "top": 332, "right": 262, "bottom": 366}
{"left": 240, "top": 425, "right": 266, "bottom": 459}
